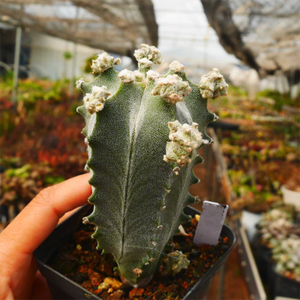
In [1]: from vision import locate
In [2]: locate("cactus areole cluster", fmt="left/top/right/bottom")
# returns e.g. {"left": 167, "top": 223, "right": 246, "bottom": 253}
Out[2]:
{"left": 76, "top": 44, "right": 228, "bottom": 287}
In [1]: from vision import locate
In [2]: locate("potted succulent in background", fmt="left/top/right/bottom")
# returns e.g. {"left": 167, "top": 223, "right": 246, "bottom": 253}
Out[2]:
{"left": 254, "top": 207, "right": 293, "bottom": 282}
{"left": 255, "top": 205, "right": 300, "bottom": 290}
{"left": 269, "top": 236, "right": 300, "bottom": 298}
{"left": 258, "top": 208, "right": 296, "bottom": 249}
{"left": 229, "top": 170, "right": 281, "bottom": 242}
{"left": 34, "top": 44, "right": 235, "bottom": 299}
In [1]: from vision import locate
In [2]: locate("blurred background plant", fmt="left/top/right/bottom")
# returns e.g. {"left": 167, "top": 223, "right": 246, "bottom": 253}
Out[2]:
{"left": 0, "top": 74, "right": 87, "bottom": 230}
{"left": 272, "top": 236, "right": 300, "bottom": 282}
{"left": 258, "top": 205, "right": 300, "bottom": 249}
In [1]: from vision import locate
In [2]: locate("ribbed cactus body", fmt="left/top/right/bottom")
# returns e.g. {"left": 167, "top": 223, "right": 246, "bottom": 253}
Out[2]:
{"left": 77, "top": 46, "right": 228, "bottom": 286}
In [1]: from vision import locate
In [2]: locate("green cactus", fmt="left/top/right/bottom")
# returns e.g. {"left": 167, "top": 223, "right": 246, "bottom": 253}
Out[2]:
{"left": 162, "top": 250, "right": 190, "bottom": 276}
{"left": 258, "top": 206, "right": 300, "bottom": 249}
{"left": 272, "top": 236, "right": 300, "bottom": 282}
{"left": 76, "top": 44, "right": 228, "bottom": 287}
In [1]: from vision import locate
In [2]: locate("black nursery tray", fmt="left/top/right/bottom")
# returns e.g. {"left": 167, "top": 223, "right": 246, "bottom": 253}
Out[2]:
{"left": 34, "top": 205, "right": 236, "bottom": 300}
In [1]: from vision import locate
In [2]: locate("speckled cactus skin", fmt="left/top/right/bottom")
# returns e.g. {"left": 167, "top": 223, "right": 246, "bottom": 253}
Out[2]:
{"left": 76, "top": 45, "right": 228, "bottom": 287}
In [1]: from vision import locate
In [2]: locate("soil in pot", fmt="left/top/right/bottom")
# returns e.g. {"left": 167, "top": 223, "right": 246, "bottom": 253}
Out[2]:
{"left": 48, "top": 216, "right": 232, "bottom": 300}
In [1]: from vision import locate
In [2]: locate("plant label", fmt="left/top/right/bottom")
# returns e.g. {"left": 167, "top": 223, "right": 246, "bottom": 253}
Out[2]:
{"left": 193, "top": 200, "right": 229, "bottom": 246}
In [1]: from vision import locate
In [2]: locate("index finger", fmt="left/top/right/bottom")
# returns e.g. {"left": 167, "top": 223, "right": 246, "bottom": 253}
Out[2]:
{"left": 0, "top": 173, "right": 92, "bottom": 256}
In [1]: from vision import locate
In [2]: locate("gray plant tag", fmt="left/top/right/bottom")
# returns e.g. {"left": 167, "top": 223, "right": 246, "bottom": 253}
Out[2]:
{"left": 193, "top": 200, "right": 229, "bottom": 246}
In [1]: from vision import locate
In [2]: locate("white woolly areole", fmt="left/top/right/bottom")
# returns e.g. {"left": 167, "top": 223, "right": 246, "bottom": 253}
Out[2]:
{"left": 118, "top": 69, "right": 135, "bottom": 83}
{"left": 147, "top": 70, "right": 160, "bottom": 81}
{"left": 163, "top": 121, "right": 203, "bottom": 172}
{"left": 133, "top": 70, "right": 145, "bottom": 83}
{"left": 199, "top": 68, "right": 228, "bottom": 99}
{"left": 213, "top": 113, "right": 219, "bottom": 122}
{"left": 138, "top": 58, "right": 153, "bottom": 68}
{"left": 169, "top": 61, "right": 185, "bottom": 74}
{"left": 83, "top": 86, "right": 110, "bottom": 114}
{"left": 91, "top": 52, "right": 121, "bottom": 73}
{"left": 76, "top": 78, "right": 85, "bottom": 89}
{"left": 134, "top": 44, "right": 163, "bottom": 65}
{"left": 151, "top": 74, "right": 192, "bottom": 104}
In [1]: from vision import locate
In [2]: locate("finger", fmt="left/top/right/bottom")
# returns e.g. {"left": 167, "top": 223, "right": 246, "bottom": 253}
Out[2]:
{"left": 0, "top": 173, "right": 92, "bottom": 256}
{"left": 58, "top": 207, "right": 81, "bottom": 224}
{"left": 31, "top": 272, "right": 52, "bottom": 299}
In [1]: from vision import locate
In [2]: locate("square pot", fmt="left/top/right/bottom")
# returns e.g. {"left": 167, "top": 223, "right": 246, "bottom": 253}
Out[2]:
{"left": 268, "top": 265, "right": 300, "bottom": 299}
{"left": 252, "top": 234, "right": 271, "bottom": 284}
{"left": 34, "top": 205, "right": 236, "bottom": 300}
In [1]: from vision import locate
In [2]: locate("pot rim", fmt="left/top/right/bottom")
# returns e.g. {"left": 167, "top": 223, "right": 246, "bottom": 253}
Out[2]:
{"left": 281, "top": 185, "right": 300, "bottom": 195}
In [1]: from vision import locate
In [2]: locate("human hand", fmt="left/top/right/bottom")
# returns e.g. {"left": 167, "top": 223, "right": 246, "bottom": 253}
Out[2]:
{"left": 0, "top": 174, "right": 92, "bottom": 300}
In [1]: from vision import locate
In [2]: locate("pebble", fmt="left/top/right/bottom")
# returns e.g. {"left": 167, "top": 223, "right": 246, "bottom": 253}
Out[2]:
{"left": 103, "top": 277, "right": 123, "bottom": 289}
{"left": 98, "top": 282, "right": 109, "bottom": 291}
{"left": 129, "top": 288, "right": 145, "bottom": 298}
{"left": 110, "top": 290, "right": 125, "bottom": 299}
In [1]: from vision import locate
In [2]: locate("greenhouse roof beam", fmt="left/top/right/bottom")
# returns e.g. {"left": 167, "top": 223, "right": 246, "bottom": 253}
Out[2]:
{"left": 0, "top": 8, "right": 131, "bottom": 54}
{"left": 200, "top": 0, "right": 260, "bottom": 71}
{"left": 136, "top": 0, "right": 158, "bottom": 54}
{"left": 200, "top": 0, "right": 300, "bottom": 83}
{"left": 72, "top": 0, "right": 139, "bottom": 42}
{"left": 0, "top": 0, "right": 158, "bottom": 56}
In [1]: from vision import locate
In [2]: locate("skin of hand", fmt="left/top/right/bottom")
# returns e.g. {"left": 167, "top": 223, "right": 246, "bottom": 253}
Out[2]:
{"left": 0, "top": 173, "right": 92, "bottom": 300}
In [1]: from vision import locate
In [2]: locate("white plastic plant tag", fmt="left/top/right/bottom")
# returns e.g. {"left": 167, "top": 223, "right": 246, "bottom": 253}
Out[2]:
{"left": 193, "top": 200, "right": 229, "bottom": 246}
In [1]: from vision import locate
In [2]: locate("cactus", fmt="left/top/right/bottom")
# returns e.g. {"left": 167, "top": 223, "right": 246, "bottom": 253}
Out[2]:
{"left": 272, "top": 236, "right": 300, "bottom": 282}
{"left": 258, "top": 206, "right": 300, "bottom": 248}
{"left": 162, "top": 250, "right": 190, "bottom": 276}
{"left": 76, "top": 44, "right": 228, "bottom": 287}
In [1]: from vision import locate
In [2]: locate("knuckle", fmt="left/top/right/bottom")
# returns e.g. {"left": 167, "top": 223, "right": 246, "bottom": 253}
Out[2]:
{"left": 34, "top": 185, "right": 56, "bottom": 207}
{"left": 33, "top": 184, "right": 63, "bottom": 217}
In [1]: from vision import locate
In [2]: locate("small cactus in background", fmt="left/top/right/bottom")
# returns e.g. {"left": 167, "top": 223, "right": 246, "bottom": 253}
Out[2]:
{"left": 258, "top": 206, "right": 300, "bottom": 248}
{"left": 272, "top": 236, "right": 300, "bottom": 282}
{"left": 76, "top": 44, "right": 228, "bottom": 287}
{"left": 258, "top": 206, "right": 300, "bottom": 282}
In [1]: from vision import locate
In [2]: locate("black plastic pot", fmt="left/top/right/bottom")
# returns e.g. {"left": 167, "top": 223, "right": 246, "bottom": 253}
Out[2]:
{"left": 252, "top": 234, "right": 271, "bottom": 284}
{"left": 208, "top": 120, "right": 240, "bottom": 131}
{"left": 268, "top": 265, "right": 300, "bottom": 299}
{"left": 252, "top": 234, "right": 300, "bottom": 299}
{"left": 34, "top": 205, "right": 236, "bottom": 300}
